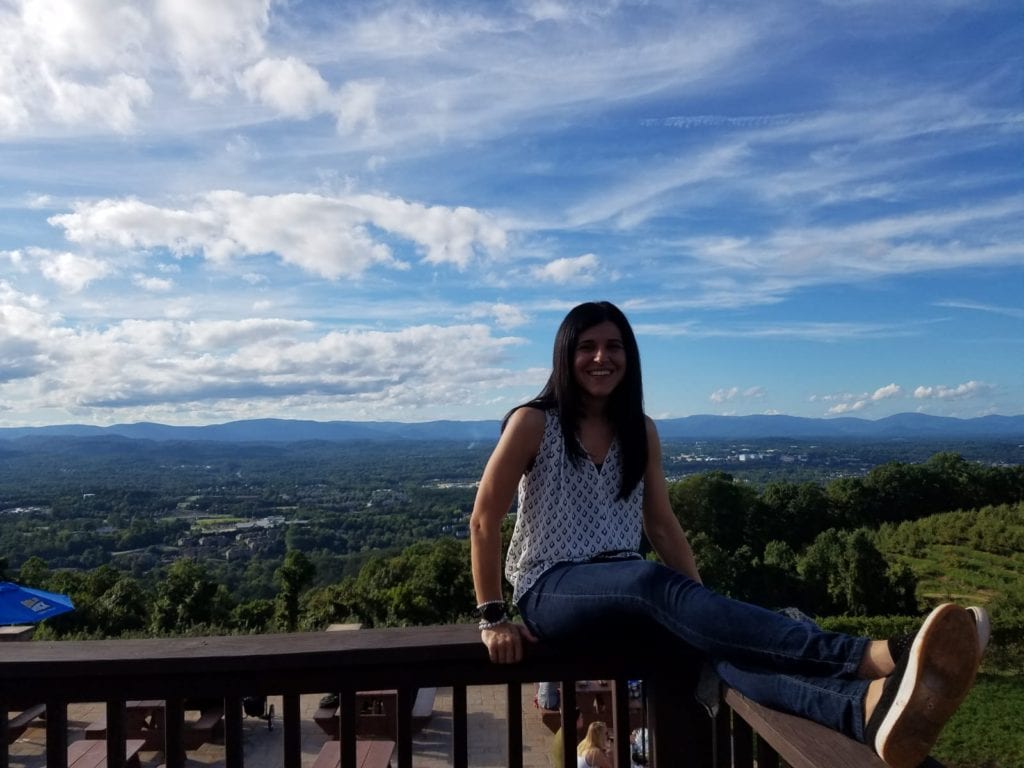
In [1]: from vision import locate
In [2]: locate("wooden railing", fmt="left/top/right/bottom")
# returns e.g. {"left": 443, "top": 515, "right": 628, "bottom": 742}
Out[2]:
{"left": 0, "top": 623, "right": 931, "bottom": 768}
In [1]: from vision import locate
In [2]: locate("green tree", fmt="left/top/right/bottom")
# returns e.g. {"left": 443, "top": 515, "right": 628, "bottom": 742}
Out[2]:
{"left": 386, "top": 538, "right": 473, "bottom": 626}
{"left": 669, "top": 472, "right": 757, "bottom": 552}
{"left": 753, "top": 481, "right": 833, "bottom": 552}
{"left": 275, "top": 549, "right": 316, "bottom": 631}
{"left": 300, "top": 581, "right": 361, "bottom": 630}
{"left": 798, "top": 528, "right": 916, "bottom": 616}
{"left": 94, "top": 576, "right": 150, "bottom": 635}
{"left": 233, "top": 599, "right": 276, "bottom": 633}
{"left": 18, "top": 555, "right": 50, "bottom": 587}
{"left": 151, "top": 558, "right": 232, "bottom": 634}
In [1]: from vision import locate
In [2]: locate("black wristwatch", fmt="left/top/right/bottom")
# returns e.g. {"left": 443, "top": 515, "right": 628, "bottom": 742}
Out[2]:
{"left": 475, "top": 601, "right": 509, "bottom": 623}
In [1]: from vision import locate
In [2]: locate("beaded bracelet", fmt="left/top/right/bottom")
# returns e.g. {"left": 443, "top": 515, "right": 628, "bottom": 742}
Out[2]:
{"left": 478, "top": 616, "right": 511, "bottom": 630}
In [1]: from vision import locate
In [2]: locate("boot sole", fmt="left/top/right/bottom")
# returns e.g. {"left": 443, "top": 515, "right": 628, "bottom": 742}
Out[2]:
{"left": 874, "top": 603, "right": 979, "bottom": 768}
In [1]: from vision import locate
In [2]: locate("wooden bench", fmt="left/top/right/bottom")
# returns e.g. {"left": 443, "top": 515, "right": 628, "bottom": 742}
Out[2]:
{"left": 724, "top": 687, "right": 944, "bottom": 768}
{"left": 183, "top": 708, "right": 224, "bottom": 749}
{"left": 311, "top": 739, "right": 394, "bottom": 768}
{"left": 540, "top": 706, "right": 561, "bottom": 733}
{"left": 314, "top": 688, "right": 435, "bottom": 740}
{"left": 6, "top": 703, "right": 45, "bottom": 743}
{"left": 410, "top": 686, "right": 436, "bottom": 729}
{"left": 85, "top": 706, "right": 223, "bottom": 751}
{"left": 67, "top": 738, "right": 145, "bottom": 768}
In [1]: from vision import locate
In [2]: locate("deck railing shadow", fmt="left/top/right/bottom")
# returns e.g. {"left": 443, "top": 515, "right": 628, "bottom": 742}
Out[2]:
{"left": 1, "top": 623, "right": 930, "bottom": 768}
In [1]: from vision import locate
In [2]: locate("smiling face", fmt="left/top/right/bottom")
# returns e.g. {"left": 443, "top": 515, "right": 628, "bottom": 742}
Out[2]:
{"left": 573, "top": 320, "right": 627, "bottom": 403}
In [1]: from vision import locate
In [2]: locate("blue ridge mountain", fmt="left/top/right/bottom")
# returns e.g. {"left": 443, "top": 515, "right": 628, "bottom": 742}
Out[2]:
{"left": 2, "top": 413, "right": 1023, "bottom": 442}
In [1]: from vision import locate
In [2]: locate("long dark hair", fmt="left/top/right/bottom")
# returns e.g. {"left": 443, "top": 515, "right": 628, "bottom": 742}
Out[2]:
{"left": 504, "top": 301, "right": 648, "bottom": 499}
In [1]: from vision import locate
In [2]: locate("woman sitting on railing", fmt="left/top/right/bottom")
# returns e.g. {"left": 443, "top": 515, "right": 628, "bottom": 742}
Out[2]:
{"left": 469, "top": 300, "right": 986, "bottom": 768}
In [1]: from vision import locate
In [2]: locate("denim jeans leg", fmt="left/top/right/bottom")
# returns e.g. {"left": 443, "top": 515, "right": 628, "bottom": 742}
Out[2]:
{"left": 715, "top": 660, "right": 869, "bottom": 740}
{"left": 518, "top": 560, "right": 871, "bottom": 734}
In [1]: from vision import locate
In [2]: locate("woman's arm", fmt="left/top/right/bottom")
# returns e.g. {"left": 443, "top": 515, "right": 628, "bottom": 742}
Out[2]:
{"left": 469, "top": 406, "right": 544, "bottom": 662}
{"left": 641, "top": 417, "right": 702, "bottom": 584}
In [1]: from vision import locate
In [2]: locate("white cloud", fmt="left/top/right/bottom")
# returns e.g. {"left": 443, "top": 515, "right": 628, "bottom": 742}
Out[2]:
{"left": 821, "top": 383, "right": 905, "bottom": 414}
{"left": 0, "top": 312, "right": 526, "bottom": 422}
{"left": 0, "top": 0, "right": 153, "bottom": 133}
{"left": 155, "top": 0, "right": 270, "bottom": 99}
{"left": 827, "top": 399, "right": 868, "bottom": 415}
{"left": 936, "top": 300, "right": 1024, "bottom": 320}
{"left": 913, "top": 380, "right": 990, "bottom": 400}
{"left": 0, "top": 280, "right": 60, "bottom": 383}
{"left": 710, "top": 385, "right": 764, "bottom": 404}
{"left": 674, "top": 196, "right": 1024, "bottom": 307}
{"left": 26, "top": 194, "right": 54, "bottom": 209}
{"left": 39, "top": 251, "right": 110, "bottom": 292}
{"left": 710, "top": 386, "right": 739, "bottom": 404}
{"left": 238, "top": 57, "right": 331, "bottom": 119}
{"left": 473, "top": 302, "right": 529, "bottom": 329}
{"left": 48, "top": 191, "right": 506, "bottom": 279}
{"left": 132, "top": 274, "right": 174, "bottom": 292}
{"left": 7, "top": 247, "right": 110, "bottom": 292}
{"left": 871, "top": 383, "right": 903, "bottom": 400}
{"left": 335, "top": 80, "right": 381, "bottom": 137}
{"left": 531, "top": 253, "right": 599, "bottom": 284}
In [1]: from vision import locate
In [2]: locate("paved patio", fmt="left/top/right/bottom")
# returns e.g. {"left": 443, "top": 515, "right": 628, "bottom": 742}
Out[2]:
{"left": 8, "top": 684, "right": 559, "bottom": 768}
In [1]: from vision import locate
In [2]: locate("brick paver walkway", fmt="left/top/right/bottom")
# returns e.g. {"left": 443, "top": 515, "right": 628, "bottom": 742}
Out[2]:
{"left": 7, "top": 684, "right": 558, "bottom": 768}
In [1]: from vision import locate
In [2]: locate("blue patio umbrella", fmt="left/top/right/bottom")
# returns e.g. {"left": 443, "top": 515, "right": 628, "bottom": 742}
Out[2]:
{"left": 0, "top": 581, "right": 74, "bottom": 625}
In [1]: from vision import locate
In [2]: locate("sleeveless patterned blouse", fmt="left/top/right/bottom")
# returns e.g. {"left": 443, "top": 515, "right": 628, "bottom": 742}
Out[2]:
{"left": 505, "top": 408, "right": 645, "bottom": 603}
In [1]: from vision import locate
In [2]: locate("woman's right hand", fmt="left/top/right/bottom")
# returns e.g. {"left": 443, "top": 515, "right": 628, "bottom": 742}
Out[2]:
{"left": 481, "top": 621, "right": 538, "bottom": 664}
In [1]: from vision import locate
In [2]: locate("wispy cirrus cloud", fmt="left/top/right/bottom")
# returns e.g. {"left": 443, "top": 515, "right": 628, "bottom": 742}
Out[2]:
{"left": 935, "top": 300, "right": 1024, "bottom": 320}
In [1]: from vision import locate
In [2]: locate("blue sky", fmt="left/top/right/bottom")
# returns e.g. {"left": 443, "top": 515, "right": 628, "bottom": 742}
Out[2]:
{"left": 0, "top": 0, "right": 1021, "bottom": 427}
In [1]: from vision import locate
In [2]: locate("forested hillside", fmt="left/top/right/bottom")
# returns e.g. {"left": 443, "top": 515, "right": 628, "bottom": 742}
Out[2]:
{"left": 4, "top": 450, "right": 1020, "bottom": 640}
{"left": 6, "top": 447, "right": 1022, "bottom": 766}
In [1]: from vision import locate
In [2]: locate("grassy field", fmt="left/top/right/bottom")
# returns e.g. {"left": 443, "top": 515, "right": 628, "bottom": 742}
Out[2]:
{"left": 935, "top": 672, "right": 1024, "bottom": 768}
{"left": 874, "top": 503, "right": 1024, "bottom": 767}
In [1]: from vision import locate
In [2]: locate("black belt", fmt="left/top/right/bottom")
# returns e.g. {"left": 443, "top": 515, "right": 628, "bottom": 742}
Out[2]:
{"left": 587, "top": 549, "right": 643, "bottom": 562}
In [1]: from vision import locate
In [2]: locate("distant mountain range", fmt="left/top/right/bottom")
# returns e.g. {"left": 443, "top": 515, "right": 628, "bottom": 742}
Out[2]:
{"left": 1, "top": 413, "right": 1023, "bottom": 443}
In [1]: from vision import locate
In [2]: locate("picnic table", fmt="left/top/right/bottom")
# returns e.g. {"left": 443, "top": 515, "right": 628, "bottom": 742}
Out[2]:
{"left": 68, "top": 738, "right": 145, "bottom": 768}
{"left": 5, "top": 703, "right": 46, "bottom": 744}
{"left": 311, "top": 739, "right": 394, "bottom": 768}
{"left": 85, "top": 700, "right": 223, "bottom": 750}
{"left": 313, "top": 688, "right": 435, "bottom": 740}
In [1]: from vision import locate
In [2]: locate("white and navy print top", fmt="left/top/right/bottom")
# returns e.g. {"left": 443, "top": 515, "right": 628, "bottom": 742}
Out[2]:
{"left": 505, "top": 408, "right": 645, "bottom": 603}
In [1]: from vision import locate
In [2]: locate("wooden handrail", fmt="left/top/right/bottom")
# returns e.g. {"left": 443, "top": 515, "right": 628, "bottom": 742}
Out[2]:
{"left": 0, "top": 624, "right": 940, "bottom": 768}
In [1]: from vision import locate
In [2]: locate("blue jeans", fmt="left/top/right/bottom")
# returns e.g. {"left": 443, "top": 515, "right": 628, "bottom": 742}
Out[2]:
{"left": 517, "top": 559, "right": 871, "bottom": 741}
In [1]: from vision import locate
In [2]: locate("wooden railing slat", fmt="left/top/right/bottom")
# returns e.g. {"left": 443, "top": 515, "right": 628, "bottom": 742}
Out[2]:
{"left": 506, "top": 682, "right": 523, "bottom": 768}
{"left": 164, "top": 698, "right": 185, "bottom": 768}
{"left": 559, "top": 679, "right": 576, "bottom": 768}
{"left": 104, "top": 700, "right": 127, "bottom": 768}
{"left": 282, "top": 693, "right": 301, "bottom": 768}
{"left": 224, "top": 695, "right": 243, "bottom": 768}
{"left": 396, "top": 686, "right": 413, "bottom": 768}
{"left": 451, "top": 684, "right": 468, "bottom": 768}
{"left": 44, "top": 699, "right": 68, "bottom": 768}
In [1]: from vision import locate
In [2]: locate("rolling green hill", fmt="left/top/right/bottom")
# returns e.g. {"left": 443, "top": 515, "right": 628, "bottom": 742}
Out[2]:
{"left": 875, "top": 502, "right": 1024, "bottom": 767}
{"left": 876, "top": 502, "right": 1024, "bottom": 616}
